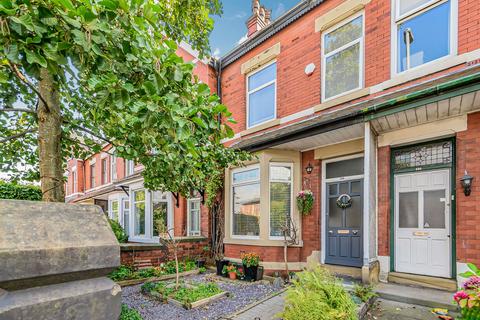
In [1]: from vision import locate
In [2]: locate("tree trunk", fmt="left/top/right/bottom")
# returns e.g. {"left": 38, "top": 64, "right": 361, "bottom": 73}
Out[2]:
{"left": 37, "top": 69, "right": 64, "bottom": 202}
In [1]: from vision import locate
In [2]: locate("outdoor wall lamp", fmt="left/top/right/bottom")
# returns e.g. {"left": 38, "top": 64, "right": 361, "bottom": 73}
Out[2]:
{"left": 305, "top": 162, "right": 313, "bottom": 175}
{"left": 460, "top": 171, "right": 474, "bottom": 196}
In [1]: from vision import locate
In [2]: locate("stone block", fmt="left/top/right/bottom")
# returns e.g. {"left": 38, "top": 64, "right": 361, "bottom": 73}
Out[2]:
{"left": 0, "top": 200, "right": 119, "bottom": 289}
{"left": 0, "top": 277, "right": 121, "bottom": 320}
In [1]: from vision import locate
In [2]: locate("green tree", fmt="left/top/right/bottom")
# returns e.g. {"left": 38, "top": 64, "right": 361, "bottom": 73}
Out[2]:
{"left": 0, "top": 0, "right": 249, "bottom": 201}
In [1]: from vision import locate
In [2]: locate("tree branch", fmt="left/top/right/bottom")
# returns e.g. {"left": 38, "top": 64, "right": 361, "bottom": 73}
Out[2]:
{"left": 70, "top": 124, "right": 113, "bottom": 145}
{"left": 0, "top": 108, "right": 37, "bottom": 114}
{"left": 8, "top": 62, "right": 50, "bottom": 113}
{"left": 0, "top": 128, "right": 37, "bottom": 143}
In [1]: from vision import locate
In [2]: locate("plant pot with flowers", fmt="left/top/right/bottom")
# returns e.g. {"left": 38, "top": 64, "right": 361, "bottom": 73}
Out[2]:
{"left": 241, "top": 252, "right": 260, "bottom": 281}
{"left": 454, "top": 263, "right": 480, "bottom": 320}
{"left": 222, "top": 264, "right": 239, "bottom": 280}
{"left": 296, "top": 190, "right": 314, "bottom": 216}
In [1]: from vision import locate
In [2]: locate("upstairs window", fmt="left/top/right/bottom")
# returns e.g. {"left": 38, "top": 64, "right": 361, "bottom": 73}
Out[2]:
{"left": 72, "top": 170, "right": 77, "bottom": 193}
{"left": 395, "top": 0, "right": 453, "bottom": 73}
{"left": 90, "top": 163, "right": 95, "bottom": 188}
{"left": 101, "top": 158, "right": 108, "bottom": 184}
{"left": 322, "top": 13, "right": 364, "bottom": 101}
{"left": 110, "top": 155, "right": 117, "bottom": 181}
{"left": 247, "top": 62, "right": 276, "bottom": 128}
{"left": 125, "top": 159, "right": 134, "bottom": 176}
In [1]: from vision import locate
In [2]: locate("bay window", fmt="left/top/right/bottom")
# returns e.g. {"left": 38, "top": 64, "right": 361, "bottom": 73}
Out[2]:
{"left": 322, "top": 13, "right": 364, "bottom": 101}
{"left": 247, "top": 62, "right": 276, "bottom": 128}
{"left": 122, "top": 198, "right": 130, "bottom": 233}
{"left": 133, "top": 189, "right": 146, "bottom": 237}
{"left": 232, "top": 166, "right": 261, "bottom": 237}
{"left": 110, "top": 199, "right": 119, "bottom": 221}
{"left": 394, "top": 0, "right": 454, "bottom": 73}
{"left": 269, "top": 163, "right": 293, "bottom": 238}
{"left": 129, "top": 186, "right": 173, "bottom": 242}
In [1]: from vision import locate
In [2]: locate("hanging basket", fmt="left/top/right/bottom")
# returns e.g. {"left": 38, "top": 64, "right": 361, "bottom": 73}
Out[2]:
{"left": 296, "top": 190, "right": 314, "bottom": 216}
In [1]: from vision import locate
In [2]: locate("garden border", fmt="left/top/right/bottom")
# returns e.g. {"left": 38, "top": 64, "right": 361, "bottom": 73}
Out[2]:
{"left": 116, "top": 269, "right": 200, "bottom": 287}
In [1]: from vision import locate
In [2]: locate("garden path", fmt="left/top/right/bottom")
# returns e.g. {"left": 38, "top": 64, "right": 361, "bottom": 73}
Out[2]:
{"left": 231, "top": 292, "right": 286, "bottom": 320}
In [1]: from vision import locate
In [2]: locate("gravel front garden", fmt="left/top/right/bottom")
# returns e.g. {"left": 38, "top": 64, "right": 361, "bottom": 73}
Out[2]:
{"left": 121, "top": 271, "right": 282, "bottom": 320}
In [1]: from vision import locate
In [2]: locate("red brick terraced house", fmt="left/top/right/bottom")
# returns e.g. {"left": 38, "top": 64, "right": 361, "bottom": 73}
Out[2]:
{"left": 66, "top": 0, "right": 480, "bottom": 289}
{"left": 65, "top": 42, "right": 215, "bottom": 267}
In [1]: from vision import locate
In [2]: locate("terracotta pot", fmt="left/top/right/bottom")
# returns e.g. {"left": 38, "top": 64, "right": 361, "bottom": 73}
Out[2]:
{"left": 228, "top": 272, "right": 237, "bottom": 280}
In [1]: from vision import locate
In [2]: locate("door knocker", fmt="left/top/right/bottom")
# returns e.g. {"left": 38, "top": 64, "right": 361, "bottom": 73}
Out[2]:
{"left": 336, "top": 194, "right": 352, "bottom": 209}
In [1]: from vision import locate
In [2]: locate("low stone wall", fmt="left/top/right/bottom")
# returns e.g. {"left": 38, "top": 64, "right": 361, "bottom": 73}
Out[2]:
{"left": 120, "top": 237, "right": 210, "bottom": 266}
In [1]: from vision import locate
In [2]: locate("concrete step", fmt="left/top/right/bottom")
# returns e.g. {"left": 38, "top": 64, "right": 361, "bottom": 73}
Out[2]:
{"left": 388, "top": 272, "right": 458, "bottom": 291}
{"left": 376, "top": 282, "right": 458, "bottom": 311}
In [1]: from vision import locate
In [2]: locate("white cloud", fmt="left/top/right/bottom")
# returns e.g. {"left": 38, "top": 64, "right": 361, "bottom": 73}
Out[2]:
{"left": 234, "top": 11, "right": 247, "bottom": 19}
{"left": 213, "top": 48, "right": 221, "bottom": 58}
{"left": 274, "top": 2, "right": 286, "bottom": 18}
{"left": 237, "top": 33, "right": 248, "bottom": 45}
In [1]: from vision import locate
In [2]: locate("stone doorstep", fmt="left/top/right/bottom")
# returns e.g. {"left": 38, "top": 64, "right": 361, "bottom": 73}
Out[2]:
{"left": 388, "top": 272, "right": 458, "bottom": 292}
{"left": 375, "top": 282, "right": 458, "bottom": 311}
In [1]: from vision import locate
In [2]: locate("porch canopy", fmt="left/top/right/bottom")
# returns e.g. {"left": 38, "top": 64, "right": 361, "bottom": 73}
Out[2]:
{"left": 231, "top": 65, "right": 480, "bottom": 152}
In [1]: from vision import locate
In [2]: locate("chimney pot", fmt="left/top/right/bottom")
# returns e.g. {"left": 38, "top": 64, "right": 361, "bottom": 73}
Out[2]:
{"left": 246, "top": 0, "right": 271, "bottom": 38}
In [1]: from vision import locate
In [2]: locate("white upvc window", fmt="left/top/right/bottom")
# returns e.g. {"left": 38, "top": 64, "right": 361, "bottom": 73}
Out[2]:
{"left": 187, "top": 195, "right": 201, "bottom": 237}
{"left": 110, "top": 155, "right": 117, "bottom": 181}
{"left": 110, "top": 199, "right": 120, "bottom": 222}
{"left": 246, "top": 61, "right": 277, "bottom": 129}
{"left": 231, "top": 165, "right": 261, "bottom": 239}
{"left": 72, "top": 169, "right": 77, "bottom": 193}
{"left": 269, "top": 163, "right": 293, "bottom": 239}
{"left": 322, "top": 12, "right": 364, "bottom": 101}
{"left": 129, "top": 184, "right": 174, "bottom": 243}
{"left": 392, "top": 0, "right": 456, "bottom": 74}
{"left": 125, "top": 159, "right": 134, "bottom": 176}
{"left": 122, "top": 198, "right": 130, "bottom": 233}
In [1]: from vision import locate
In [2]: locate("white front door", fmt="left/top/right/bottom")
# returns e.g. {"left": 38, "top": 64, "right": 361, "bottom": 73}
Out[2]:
{"left": 395, "top": 169, "right": 451, "bottom": 278}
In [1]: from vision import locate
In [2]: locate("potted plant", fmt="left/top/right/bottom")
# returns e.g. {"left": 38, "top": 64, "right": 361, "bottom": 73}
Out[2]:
{"left": 296, "top": 190, "right": 314, "bottom": 216}
{"left": 241, "top": 252, "right": 260, "bottom": 281}
{"left": 455, "top": 263, "right": 480, "bottom": 319}
{"left": 196, "top": 246, "right": 209, "bottom": 268}
{"left": 222, "top": 264, "right": 238, "bottom": 280}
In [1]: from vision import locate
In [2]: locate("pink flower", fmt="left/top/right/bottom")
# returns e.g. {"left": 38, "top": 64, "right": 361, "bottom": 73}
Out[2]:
{"left": 454, "top": 290, "right": 469, "bottom": 302}
{"left": 464, "top": 276, "right": 480, "bottom": 290}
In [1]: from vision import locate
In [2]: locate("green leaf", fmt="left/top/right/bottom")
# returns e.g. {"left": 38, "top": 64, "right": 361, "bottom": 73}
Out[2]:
{"left": 25, "top": 50, "right": 47, "bottom": 68}
{"left": 10, "top": 15, "right": 34, "bottom": 31}
{"left": 191, "top": 117, "right": 206, "bottom": 129}
{"left": 173, "top": 67, "right": 183, "bottom": 82}
{"left": 56, "top": 0, "right": 75, "bottom": 10}
{"left": 5, "top": 44, "right": 19, "bottom": 63}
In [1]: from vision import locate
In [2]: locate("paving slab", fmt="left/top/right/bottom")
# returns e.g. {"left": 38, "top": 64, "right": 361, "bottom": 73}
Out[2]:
{"left": 376, "top": 282, "right": 457, "bottom": 311}
{"left": 232, "top": 292, "right": 286, "bottom": 320}
{"left": 367, "top": 299, "right": 460, "bottom": 320}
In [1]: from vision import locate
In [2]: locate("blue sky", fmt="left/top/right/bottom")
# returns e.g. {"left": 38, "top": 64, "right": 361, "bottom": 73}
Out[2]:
{"left": 209, "top": 0, "right": 300, "bottom": 57}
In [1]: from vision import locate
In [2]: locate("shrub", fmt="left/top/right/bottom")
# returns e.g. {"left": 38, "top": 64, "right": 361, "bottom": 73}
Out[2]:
{"left": 109, "top": 265, "right": 136, "bottom": 281}
{"left": 120, "top": 304, "right": 142, "bottom": 320}
{"left": 109, "top": 219, "right": 128, "bottom": 243}
{"left": 279, "top": 266, "right": 357, "bottom": 320}
{"left": 353, "top": 283, "right": 377, "bottom": 303}
{"left": 0, "top": 181, "right": 42, "bottom": 200}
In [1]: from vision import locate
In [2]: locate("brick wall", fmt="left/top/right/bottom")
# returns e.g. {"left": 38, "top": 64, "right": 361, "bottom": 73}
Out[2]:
{"left": 456, "top": 111, "right": 480, "bottom": 265}
{"left": 377, "top": 146, "right": 391, "bottom": 257}
{"left": 222, "top": 0, "right": 480, "bottom": 138}
{"left": 120, "top": 238, "right": 210, "bottom": 266}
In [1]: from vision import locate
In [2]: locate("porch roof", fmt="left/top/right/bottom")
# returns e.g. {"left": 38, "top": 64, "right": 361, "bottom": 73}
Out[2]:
{"left": 231, "top": 65, "right": 480, "bottom": 152}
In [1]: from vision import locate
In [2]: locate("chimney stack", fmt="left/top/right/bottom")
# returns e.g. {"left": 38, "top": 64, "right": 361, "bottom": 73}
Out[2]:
{"left": 246, "top": 0, "right": 272, "bottom": 38}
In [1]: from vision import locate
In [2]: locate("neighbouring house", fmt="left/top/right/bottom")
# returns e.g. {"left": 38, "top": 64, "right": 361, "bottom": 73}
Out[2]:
{"left": 65, "top": 42, "right": 214, "bottom": 267}
{"left": 66, "top": 0, "right": 480, "bottom": 290}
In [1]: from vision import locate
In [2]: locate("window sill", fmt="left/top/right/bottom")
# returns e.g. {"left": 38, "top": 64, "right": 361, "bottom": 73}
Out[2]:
{"left": 240, "top": 119, "right": 281, "bottom": 137}
{"left": 314, "top": 87, "right": 371, "bottom": 113}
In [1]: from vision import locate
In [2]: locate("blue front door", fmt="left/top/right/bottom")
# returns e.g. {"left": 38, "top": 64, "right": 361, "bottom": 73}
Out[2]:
{"left": 325, "top": 179, "right": 363, "bottom": 267}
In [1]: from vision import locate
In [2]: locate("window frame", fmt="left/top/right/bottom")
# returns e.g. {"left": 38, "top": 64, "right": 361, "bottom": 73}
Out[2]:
{"left": 231, "top": 164, "right": 261, "bottom": 240}
{"left": 187, "top": 197, "right": 202, "bottom": 237}
{"left": 246, "top": 60, "right": 277, "bottom": 129}
{"left": 125, "top": 159, "right": 134, "bottom": 177}
{"left": 101, "top": 158, "right": 108, "bottom": 185}
{"left": 110, "top": 155, "right": 117, "bottom": 181}
{"left": 128, "top": 183, "right": 174, "bottom": 243}
{"left": 89, "top": 163, "right": 95, "bottom": 188}
{"left": 321, "top": 11, "right": 365, "bottom": 103}
{"left": 72, "top": 169, "right": 77, "bottom": 193}
{"left": 268, "top": 162, "right": 294, "bottom": 240}
{"left": 391, "top": 0, "right": 457, "bottom": 76}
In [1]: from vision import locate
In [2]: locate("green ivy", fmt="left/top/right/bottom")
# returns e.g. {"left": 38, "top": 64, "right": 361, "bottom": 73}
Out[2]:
{"left": 0, "top": 180, "right": 41, "bottom": 200}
